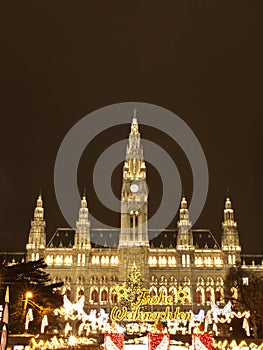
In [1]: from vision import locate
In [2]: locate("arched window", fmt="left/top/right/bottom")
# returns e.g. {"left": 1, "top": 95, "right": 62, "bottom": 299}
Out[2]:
{"left": 111, "top": 275, "right": 118, "bottom": 282}
{"left": 151, "top": 275, "right": 157, "bottom": 284}
{"left": 101, "top": 275, "right": 107, "bottom": 284}
{"left": 91, "top": 289, "right": 98, "bottom": 303}
{"left": 215, "top": 277, "right": 224, "bottom": 304}
{"left": 170, "top": 276, "right": 177, "bottom": 285}
{"left": 101, "top": 289, "right": 108, "bottom": 302}
{"left": 65, "top": 276, "right": 71, "bottom": 285}
{"left": 65, "top": 255, "right": 70, "bottom": 265}
{"left": 206, "top": 277, "right": 214, "bottom": 286}
{"left": 160, "top": 275, "right": 167, "bottom": 284}
{"left": 182, "top": 277, "right": 191, "bottom": 304}
{"left": 90, "top": 275, "right": 98, "bottom": 284}
{"left": 159, "top": 256, "right": 167, "bottom": 266}
{"left": 159, "top": 286, "right": 167, "bottom": 295}
{"left": 186, "top": 254, "right": 190, "bottom": 266}
{"left": 77, "top": 275, "right": 85, "bottom": 285}
{"left": 197, "top": 276, "right": 205, "bottom": 286}
{"left": 215, "top": 290, "right": 221, "bottom": 302}
{"left": 205, "top": 290, "right": 211, "bottom": 303}
{"left": 150, "top": 287, "right": 157, "bottom": 297}
{"left": 216, "top": 277, "right": 224, "bottom": 286}
{"left": 196, "top": 277, "right": 205, "bottom": 305}
{"left": 183, "top": 276, "right": 191, "bottom": 285}
{"left": 76, "top": 288, "right": 84, "bottom": 300}
{"left": 111, "top": 289, "right": 117, "bottom": 303}
{"left": 169, "top": 286, "right": 176, "bottom": 299}
{"left": 130, "top": 215, "right": 132, "bottom": 228}
{"left": 205, "top": 277, "right": 215, "bottom": 303}
{"left": 196, "top": 290, "right": 202, "bottom": 304}
{"left": 182, "top": 254, "right": 186, "bottom": 266}
{"left": 214, "top": 256, "right": 220, "bottom": 266}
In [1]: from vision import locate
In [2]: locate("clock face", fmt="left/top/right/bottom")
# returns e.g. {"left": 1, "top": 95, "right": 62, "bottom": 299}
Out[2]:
{"left": 130, "top": 183, "right": 139, "bottom": 193}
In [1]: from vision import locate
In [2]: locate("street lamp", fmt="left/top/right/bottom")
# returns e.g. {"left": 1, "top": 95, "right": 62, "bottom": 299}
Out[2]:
{"left": 22, "top": 292, "right": 46, "bottom": 314}
{"left": 21, "top": 291, "right": 33, "bottom": 326}
{"left": 23, "top": 291, "right": 33, "bottom": 312}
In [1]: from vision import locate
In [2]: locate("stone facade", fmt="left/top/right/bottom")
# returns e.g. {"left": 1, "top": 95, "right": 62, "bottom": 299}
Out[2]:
{"left": 26, "top": 115, "right": 263, "bottom": 313}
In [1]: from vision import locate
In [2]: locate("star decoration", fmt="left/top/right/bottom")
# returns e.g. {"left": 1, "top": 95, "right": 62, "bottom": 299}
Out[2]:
{"left": 114, "top": 283, "right": 130, "bottom": 302}
{"left": 130, "top": 271, "right": 141, "bottom": 284}
{"left": 177, "top": 286, "right": 189, "bottom": 304}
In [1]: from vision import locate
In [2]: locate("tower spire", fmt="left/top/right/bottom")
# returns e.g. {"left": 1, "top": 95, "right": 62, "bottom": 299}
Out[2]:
{"left": 123, "top": 111, "right": 145, "bottom": 180}
{"left": 221, "top": 194, "right": 241, "bottom": 265}
{"left": 26, "top": 193, "right": 46, "bottom": 260}
{"left": 74, "top": 193, "right": 91, "bottom": 249}
{"left": 81, "top": 190, "right": 88, "bottom": 208}
{"left": 176, "top": 196, "right": 193, "bottom": 248}
{"left": 36, "top": 194, "right": 43, "bottom": 211}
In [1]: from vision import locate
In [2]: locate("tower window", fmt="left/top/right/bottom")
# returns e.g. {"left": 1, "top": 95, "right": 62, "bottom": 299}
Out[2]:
{"left": 130, "top": 216, "right": 133, "bottom": 228}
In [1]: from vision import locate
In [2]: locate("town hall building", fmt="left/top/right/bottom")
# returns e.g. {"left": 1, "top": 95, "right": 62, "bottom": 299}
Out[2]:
{"left": 25, "top": 115, "right": 263, "bottom": 313}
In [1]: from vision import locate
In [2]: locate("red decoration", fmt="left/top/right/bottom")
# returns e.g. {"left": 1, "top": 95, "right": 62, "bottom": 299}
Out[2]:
{"left": 149, "top": 333, "right": 170, "bottom": 350}
{"left": 104, "top": 333, "right": 124, "bottom": 350}
{"left": 192, "top": 333, "right": 213, "bottom": 350}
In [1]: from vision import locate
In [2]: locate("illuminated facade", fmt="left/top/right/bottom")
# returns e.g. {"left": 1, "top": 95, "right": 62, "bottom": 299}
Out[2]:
{"left": 26, "top": 115, "right": 263, "bottom": 313}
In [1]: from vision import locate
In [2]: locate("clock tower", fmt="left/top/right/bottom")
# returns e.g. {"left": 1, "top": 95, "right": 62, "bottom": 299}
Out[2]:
{"left": 119, "top": 111, "right": 149, "bottom": 248}
{"left": 118, "top": 111, "right": 149, "bottom": 284}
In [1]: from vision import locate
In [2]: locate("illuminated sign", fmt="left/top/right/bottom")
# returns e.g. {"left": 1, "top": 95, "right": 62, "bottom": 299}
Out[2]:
{"left": 110, "top": 286, "right": 191, "bottom": 322}
{"left": 111, "top": 305, "right": 191, "bottom": 322}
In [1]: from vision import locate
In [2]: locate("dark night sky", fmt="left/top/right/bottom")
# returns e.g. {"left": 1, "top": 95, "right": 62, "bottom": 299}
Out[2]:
{"left": 0, "top": 2, "right": 262, "bottom": 254}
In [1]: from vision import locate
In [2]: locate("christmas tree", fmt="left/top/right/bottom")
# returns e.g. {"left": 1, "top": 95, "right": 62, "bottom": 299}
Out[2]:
{"left": 115, "top": 264, "right": 145, "bottom": 311}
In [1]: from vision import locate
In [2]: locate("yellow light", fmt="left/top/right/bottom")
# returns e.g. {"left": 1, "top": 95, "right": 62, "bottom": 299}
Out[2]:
{"left": 26, "top": 291, "right": 33, "bottom": 299}
{"left": 239, "top": 340, "right": 248, "bottom": 347}
{"left": 68, "top": 335, "right": 78, "bottom": 346}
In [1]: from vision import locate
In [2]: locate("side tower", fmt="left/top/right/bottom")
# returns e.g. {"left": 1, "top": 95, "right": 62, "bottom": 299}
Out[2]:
{"left": 73, "top": 194, "right": 91, "bottom": 249}
{"left": 118, "top": 111, "right": 149, "bottom": 284}
{"left": 176, "top": 197, "right": 194, "bottom": 266}
{"left": 26, "top": 194, "right": 46, "bottom": 261}
{"left": 221, "top": 196, "right": 241, "bottom": 265}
